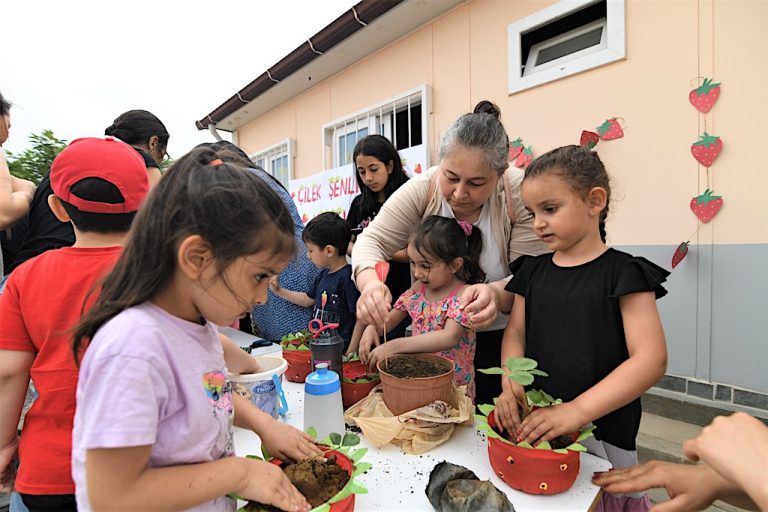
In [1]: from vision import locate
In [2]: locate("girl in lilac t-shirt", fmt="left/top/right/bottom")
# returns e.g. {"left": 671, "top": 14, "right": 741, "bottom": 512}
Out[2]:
{"left": 71, "top": 149, "right": 320, "bottom": 511}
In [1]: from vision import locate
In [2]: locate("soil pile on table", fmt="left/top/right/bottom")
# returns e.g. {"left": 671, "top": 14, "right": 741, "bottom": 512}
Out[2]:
{"left": 382, "top": 356, "right": 451, "bottom": 378}
{"left": 245, "top": 454, "right": 350, "bottom": 511}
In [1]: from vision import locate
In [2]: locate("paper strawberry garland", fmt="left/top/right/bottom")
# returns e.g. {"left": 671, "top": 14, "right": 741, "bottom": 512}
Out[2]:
{"left": 580, "top": 130, "right": 600, "bottom": 149}
{"left": 691, "top": 132, "right": 722, "bottom": 167}
{"left": 690, "top": 189, "right": 723, "bottom": 223}
{"left": 671, "top": 242, "right": 689, "bottom": 269}
{"left": 375, "top": 261, "right": 390, "bottom": 283}
{"left": 596, "top": 118, "right": 624, "bottom": 140}
{"left": 509, "top": 138, "right": 524, "bottom": 161}
{"left": 689, "top": 78, "right": 721, "bottom": 113}
{"left": 515, "top": 146, "right": 534, "bottom": 169}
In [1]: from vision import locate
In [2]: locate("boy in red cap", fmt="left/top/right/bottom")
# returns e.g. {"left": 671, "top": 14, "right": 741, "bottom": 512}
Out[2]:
{"left": 0, "top": 137, "right": 149, "bottom": 511}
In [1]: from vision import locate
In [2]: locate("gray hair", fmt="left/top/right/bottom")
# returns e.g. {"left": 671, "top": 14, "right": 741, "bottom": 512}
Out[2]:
{"left": 438, "top": 111, "right": 509, "bottom": 175}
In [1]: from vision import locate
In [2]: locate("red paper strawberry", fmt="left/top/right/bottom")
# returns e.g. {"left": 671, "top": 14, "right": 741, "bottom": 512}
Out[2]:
{"left": 596, "top": 118, "right": 624, "bottom": 140}
{"left": 301, "top": 212, "right": 309, "bottom": 223}
{"left": 509, "top": 138, "right": 524, "bottom": 161}
{"left": 691, "top": 132, "right": 722, "bottom": 167}
{"left": 689, "top": 78, "right": 721, "bottom": 113}
{"left": 515, "top": 146, "right": 534, "bottom": 169}
{"left": 375, "top": 261, "right": 390, "bottom": 282}
{"left": 413, "top": 163, "right": 422, "bottom": 174}
{"left": 580, "top": 130, "right": 600, "bottom": 149}
{"left": 671, "top": 242, "right": 689, "bottom": 269}
{"left": 690, "top": 189, "right": 723, "bottom": 223}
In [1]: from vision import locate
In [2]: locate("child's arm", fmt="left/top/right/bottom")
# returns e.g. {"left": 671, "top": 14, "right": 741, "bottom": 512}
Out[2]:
{"left": 357, "top": 309, "right": 408, "bottom": 365}
{"left": 269, "top": 276, "right": 314, "bottom": 308}
{"left": 367, "top": 317, "right": 464, "bottom": 369}
{"left": 495, "top": 293, "right": 527, "bottom": 432}
{"left": 220, "top": 332, "right": 261, "bottom": 374}
{"left": 346, "top": 320, "right": 366, "bottom": 355}
{"left": 0, "top": 349, "right": 34, "bottom": 492}
{"left": 520, "top": 291, "right": 667, "bottom": 444}
{"left": 85, "top": 445, "right": 310, "bottom": 511}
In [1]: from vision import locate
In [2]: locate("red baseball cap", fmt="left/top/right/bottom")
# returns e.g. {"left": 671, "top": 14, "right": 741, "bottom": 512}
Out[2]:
{"left": 50, "top": 137, "right": 150, "bottom": 213}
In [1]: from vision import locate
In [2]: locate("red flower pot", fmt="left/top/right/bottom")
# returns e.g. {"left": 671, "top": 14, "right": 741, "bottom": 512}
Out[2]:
{"left": 342, "top": 360, "right": 380, "bottom": 409}
{"left": 270, "top": 448, "right": 355, "bottom": 511}
{"left": 486, "top": 410, "right": 580, "bottom": 495}
{"left": 282, "top": 349, "right": 312, "bottom": 383}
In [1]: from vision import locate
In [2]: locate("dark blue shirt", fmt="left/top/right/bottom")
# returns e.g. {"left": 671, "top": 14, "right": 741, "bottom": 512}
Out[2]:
{"left": 307, "top": 265, "right": 359, "bottom": 347}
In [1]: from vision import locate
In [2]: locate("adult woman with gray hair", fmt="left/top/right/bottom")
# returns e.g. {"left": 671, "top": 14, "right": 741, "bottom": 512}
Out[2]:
{"left": 352, "top": 101, "right": 548, "bottom": 405}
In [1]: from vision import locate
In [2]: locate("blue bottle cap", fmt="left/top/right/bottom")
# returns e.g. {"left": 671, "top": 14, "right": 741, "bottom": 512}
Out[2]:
{"left": 305, "top": 363, "right": 341, "bottom": 396}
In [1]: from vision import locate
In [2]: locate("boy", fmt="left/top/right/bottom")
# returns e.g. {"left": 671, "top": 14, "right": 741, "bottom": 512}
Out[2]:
{"left": 270, "top": 212, "right": 363, "bottom": 351}
{"left": 0, "top": 137, "right": 149, "bottom": 511}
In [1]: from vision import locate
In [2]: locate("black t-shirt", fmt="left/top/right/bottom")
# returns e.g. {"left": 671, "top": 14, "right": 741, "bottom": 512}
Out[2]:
{"left": 308, "top": 265, "right": 360, "bottom": 348}
{"left": 505, "top": 249, "right": 669, "bottom": 450}
{"left": 347, "top": 194, "right": 411, "bottom": 301}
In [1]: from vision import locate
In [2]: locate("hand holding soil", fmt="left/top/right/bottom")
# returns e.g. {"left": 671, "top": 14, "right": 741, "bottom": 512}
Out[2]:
{"left": 258, "top": 420, "right": 322, "bottom": 462}
{"left": 357, "top": 325, "right": 381, "bottom": 365}
{"left": 239, "top": 458, "right": 311, "bottom": 512}
{"left": 458, "top": 284, "right": 498, "bottom": 328}
{"left": 519, "top": 402, "right": 586, "bottom": 446}
{"left": 494, "top": 383, "right": 525, "bottom": 434}
{"left": 366, "top": 338, "right": 403, "bottom": 369}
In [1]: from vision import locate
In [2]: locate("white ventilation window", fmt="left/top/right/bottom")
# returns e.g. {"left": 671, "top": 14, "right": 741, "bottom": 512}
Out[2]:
{"left": 508, "top": 0, "right": 625, "bottom": 94}
{"left": 323, "top": 85, "right": 431, "bottom": 169}
{"left": 250, "top": 139, "right": 295, "bottom": 188}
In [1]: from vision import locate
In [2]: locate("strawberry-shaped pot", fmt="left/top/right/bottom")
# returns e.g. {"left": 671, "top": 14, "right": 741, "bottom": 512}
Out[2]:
{"left": 691, "top": 132, "right": 722, "bottom": 167}
{"left": 690, "top": 189, "right": 723, "bottom": 223}
{"left": 596, "top": 118, "right": 624, "bottom": 140}
{"left": 689, "top": 78, "right": 721, "bottom": 113}
{"left": 671, "top": 242, "right": 689, "bottom": 269}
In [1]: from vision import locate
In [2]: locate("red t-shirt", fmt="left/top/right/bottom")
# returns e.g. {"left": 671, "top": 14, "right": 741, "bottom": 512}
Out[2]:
{"left": 0, "top": 246, "right": 122, "bottom": 494}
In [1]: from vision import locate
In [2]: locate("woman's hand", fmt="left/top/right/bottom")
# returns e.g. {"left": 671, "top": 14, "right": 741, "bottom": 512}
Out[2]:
{"left": 494, "top": 378, "right": 525, "bottom": 434}
{"left": 356, "top": 279, "right": 392, "bottom": 328}
{"left": 459, "top": 283, "right": 499, "bottom": 328}
{"left": 519, "top": 402, "right": 586, "bottom": 445}
{"left": 257, "top": 419, "right": 322, "bottom": 463}
{"left": 358, "top": 325, "right": 381, "bottom": 366}
{"left": 239, "top": 459, "right": 311, "bottom": 512}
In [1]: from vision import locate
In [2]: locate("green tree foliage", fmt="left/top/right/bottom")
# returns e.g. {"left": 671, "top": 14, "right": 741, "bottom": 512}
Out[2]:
{"left": 6, "top": 130, "right": 67, "bottom": 185}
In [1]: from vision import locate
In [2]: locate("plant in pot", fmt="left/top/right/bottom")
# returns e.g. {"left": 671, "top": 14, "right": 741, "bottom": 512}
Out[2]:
{"left": 239, "top": 430, "right": 370, "bottom": 512}
{"left": 341, "top": 353, "right": 380, "bottom": 410}
{"left": 377, "top": 353, "right": 456, "bottom": 416}
{"left": 281, "top": 329, "right": 313, "bottom": 383}
{"left": 474, "top": 357, "right": 595, "bottom": 495}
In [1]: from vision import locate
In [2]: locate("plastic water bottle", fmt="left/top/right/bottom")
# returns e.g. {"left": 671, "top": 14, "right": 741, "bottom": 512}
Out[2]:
{"left": 303, "top": 363, "right": 344, "bottom": 440}
{"left": 310, "top": 327, "right": 343, "bottom": 377}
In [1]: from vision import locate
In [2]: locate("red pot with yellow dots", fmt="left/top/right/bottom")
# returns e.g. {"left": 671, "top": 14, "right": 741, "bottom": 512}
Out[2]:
{"left": 485, "top": 410, "right": 580, "bottom": 495}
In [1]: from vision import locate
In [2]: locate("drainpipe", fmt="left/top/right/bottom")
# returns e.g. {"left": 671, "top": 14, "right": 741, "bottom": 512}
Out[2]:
{"left": 208, "top": 123, "right": 223, "bottom": 141}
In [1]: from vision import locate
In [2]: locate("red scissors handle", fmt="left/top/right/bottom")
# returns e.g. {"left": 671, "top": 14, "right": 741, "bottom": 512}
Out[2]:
{"left": 308, "top": 318, "right": 340, "bottom": 338}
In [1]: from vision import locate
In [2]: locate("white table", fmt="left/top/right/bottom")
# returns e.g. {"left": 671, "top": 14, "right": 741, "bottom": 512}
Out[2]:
{"left": 235, "top": 380, "right": 612, "bottom": 511}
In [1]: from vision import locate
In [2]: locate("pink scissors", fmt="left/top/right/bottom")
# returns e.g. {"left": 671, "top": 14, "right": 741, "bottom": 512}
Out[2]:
{"left": 308, "top": 318, "right": 340, "bottom": 339}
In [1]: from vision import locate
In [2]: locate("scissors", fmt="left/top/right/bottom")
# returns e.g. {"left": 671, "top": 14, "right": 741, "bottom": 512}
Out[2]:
{"left": 308, "top": 318, "right": 340, "bottom": 338}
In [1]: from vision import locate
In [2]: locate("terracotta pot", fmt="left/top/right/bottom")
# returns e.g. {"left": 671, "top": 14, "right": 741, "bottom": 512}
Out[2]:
{"left": 486, "top": 410, "right": 580, "bottom": 495}
{"left": 271, "top": 448, "right": 355, "bottom": 511}
{"left": 377, "top": 354, "right": 455, "bottom": 416}
{"left": 282, "top": 349, "right": 312, "bottom": 383}
{"left": 342, "top": 360, "right": 380, "bottom": 409}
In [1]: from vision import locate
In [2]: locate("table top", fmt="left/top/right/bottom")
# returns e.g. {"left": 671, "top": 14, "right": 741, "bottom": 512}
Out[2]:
{"left": 234, "top": 380, "right": 612, "bottom": 511}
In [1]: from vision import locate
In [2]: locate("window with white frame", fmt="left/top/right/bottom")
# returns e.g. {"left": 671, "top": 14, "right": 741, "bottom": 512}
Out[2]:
{"left": 323, "top": 86, "right": 430, "bottom": 169}
{"left": 249, "top": 139, "right": 295, "bottom": 188}
{"left": 508, "top": 0, "right": 625, "bottom": 94}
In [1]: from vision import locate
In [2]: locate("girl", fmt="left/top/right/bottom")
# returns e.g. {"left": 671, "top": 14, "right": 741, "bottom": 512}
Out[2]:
{"left": 347, "top": 135, "right": 411, "bottom": 339}
{"left": 357, "top": 215, "right": 484, "bottom": 402}
{"left": 495, "top": 145, "right": 669, "bottom": 511}
{"left": 70, "top": 149, "right": 319, "bottom": 512}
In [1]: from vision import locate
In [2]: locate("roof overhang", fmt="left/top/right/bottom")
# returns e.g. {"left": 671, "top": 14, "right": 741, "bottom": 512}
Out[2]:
{"left": 196, "top": 0, "right": 465, "bottom": 132}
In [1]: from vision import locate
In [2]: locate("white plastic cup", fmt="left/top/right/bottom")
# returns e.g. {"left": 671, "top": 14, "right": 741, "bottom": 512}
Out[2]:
{"left": 230, "top": 356, "right": 288, "bottom": 419}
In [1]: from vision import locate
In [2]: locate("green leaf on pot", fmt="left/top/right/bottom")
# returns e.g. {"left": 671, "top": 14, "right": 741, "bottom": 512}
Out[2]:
{"left": 306, "top": 426, "right": 317, "bottom": 439}
{"left": 553, "top": 448, "right": 569, "bottom": 454}
{"left": 517, "top": 441, "right": 534, "bottom": 449}
{"left": 245, "top": 454, "right": 264, "bottom": 461}
{"left": 310, "top": 504, "right": 330, "bottom": 512}
{"left": 493, "top": 397, "right": 498, "bottom": 405}
{"left": 350, "top": 447, "right": 368, "bottom": 463}
{"left": 298, "top": 344, "right": 310, "bottom": 351}
{"left": 477, "top": 404, "right": 495, "bottom": 417}
{"left": 535, "top": 441, "right": 552, "bottom": 450}
{"left": 474, "top": 414, "right": 490, "bottom": 425}
{"left": 485, "top": 429, "right": 504, "bottom": 440}
{"left": 576, "top": 425, "right": 596, "bottom": 442}
{"left": 329, "top": 432, "right": 342, "bottom": 446}
{"left": 505, "top": 357, "right": 538, "bottom": 371}
{"left": 566, "top": 442, "right": 587, "bottom": 452}
{"left": 352, "top": 462, "right": 372, "bottom": 476}
{"left": 283, "top": 343, "right": 297, "bottom": 351}
{"left": 342, "top": 432, "right": 360, "bottom": 446}
{"left": 260, "top": 444, "right": 271, "bottom": 461}
{"left": 478, "top": 367, "right": 505, "bottom": 375}
{"left": 346, "top": 480, "right": 369, "bottom": 494}
{"left": 228, "top": 492, "right": 244, "bottom": 500}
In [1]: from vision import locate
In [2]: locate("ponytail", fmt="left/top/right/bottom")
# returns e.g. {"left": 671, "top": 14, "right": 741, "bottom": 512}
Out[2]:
{"left": 456, "top": 226, "right": 485, "bottom": 284}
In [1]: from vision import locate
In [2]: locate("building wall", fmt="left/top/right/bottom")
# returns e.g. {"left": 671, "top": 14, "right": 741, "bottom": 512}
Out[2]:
{"left": 236, "top": 0, "right": 768, "bottom": 401}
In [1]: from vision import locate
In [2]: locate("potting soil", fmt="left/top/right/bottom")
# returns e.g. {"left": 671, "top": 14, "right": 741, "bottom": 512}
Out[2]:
{"left": 383, "top": 356, "right": 451, "bottom": 378}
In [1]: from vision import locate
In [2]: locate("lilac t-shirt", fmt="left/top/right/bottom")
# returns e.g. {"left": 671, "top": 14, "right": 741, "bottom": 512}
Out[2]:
{"left": 72, "top": 302, "right": 236, "bottom": 511}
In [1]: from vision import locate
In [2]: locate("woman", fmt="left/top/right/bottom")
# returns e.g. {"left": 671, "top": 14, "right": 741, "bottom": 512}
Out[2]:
{"left": 347, "top": 135, "right": 411, "bottom": 338}
{"left": 105, "top": 109, "right": 170, "bottom": 187}
{"left": 352, "top": 101, "right": 547, "bottom": 406}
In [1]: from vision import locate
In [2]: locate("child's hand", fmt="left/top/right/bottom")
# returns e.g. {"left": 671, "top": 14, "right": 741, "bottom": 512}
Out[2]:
{"left": 240, "top": 459, "right": 311, "bottom": 512}
{"left": 0, "top": 436, "right": 19, "bottom": 493}
{"left": 367, "top": 339, "right": 401, "bottom": 370}
{"left": 269, "top": 276, "right": 281, "bottom": 293}
{"left": 258, "top": 420, "right": 322, "bottom": 463}
{"left": 494, "top": 379, "right": 525, "bottom": 434}
{"left": 358, "top": 325, "right": 381, "bottom": 365}
{"left": 519, "top": 401, "right": 586, "bottom": 446}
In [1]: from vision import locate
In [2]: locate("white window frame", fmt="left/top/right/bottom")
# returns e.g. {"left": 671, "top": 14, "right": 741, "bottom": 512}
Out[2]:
{"left": 321, "top": 85, "right": 431, "bottom": 170}
{"left": 249, "top": 138, "right": 295, "bottom": 188}
{"left": 508, "top": 0, "right": 625, "bottom": 95}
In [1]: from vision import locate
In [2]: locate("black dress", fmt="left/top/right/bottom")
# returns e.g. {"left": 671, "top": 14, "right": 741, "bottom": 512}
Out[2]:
{"left": 505, "top": 249, "right": 669, "bottom": 450}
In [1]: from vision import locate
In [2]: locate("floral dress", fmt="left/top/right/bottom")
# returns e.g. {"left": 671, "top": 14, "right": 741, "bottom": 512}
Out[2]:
{"left": 393, "top": 284, "right": 476, "bottom": 402}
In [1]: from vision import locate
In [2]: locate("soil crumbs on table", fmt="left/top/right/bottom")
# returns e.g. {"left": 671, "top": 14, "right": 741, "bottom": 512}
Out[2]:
{"left": 382, "top": 356, "right": 451, "bottom": 378}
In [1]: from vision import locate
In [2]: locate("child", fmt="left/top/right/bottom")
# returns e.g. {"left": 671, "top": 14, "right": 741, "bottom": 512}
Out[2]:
{"left": 357, "top": 215, "right": 484, "bottom": 402}
{"left": 495, "top": 145, "right": 669, "bottom": 511}
{"left": 70, "top": 149, "right": 318, "bottom": 512}
{"left": 270, "top": 212, "right": 362, "bottom": 351}
{"left": 0, "top": 137, "right": 150, "bottom": 511}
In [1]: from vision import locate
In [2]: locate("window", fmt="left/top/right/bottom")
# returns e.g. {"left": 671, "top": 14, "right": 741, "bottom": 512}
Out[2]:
{"left": 249, "top": 139, "right": 295, "bottom": 188}
{"left": 508, "top": 0, "right": 625, "bottom": 94}
{"left": 323, "top": 86, "right": 430, "bottom": 169}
